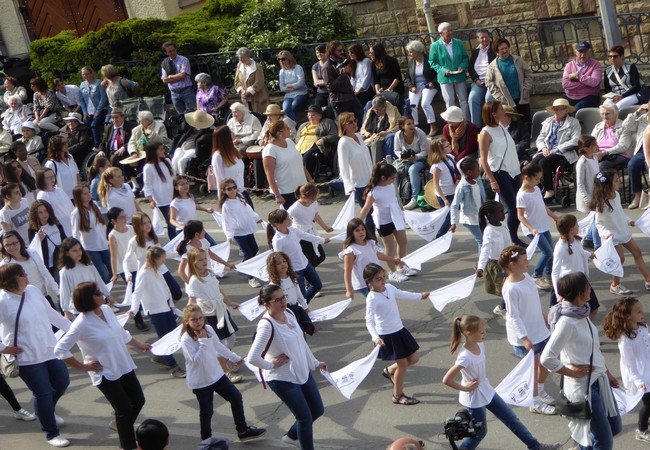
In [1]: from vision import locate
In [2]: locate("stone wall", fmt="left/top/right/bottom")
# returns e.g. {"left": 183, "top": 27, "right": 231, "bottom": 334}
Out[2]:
{"left": 123, "top": 0, "right": 203, "bottom": 20}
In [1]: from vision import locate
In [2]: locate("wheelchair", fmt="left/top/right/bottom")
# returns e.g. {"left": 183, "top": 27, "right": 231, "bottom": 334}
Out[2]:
{"left": 553, "top": 159, "right": 575, "bottom": 208}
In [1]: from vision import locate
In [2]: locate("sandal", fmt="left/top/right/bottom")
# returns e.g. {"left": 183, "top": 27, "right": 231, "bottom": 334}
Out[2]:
{"left": 392, "top": 393, "right": 420, "bottom": 405}
{"left": 382, "top": 367, "right": 394, "bottom": 385}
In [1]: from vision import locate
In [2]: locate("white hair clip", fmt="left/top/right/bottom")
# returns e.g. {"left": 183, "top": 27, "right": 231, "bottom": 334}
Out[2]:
{"left": 510, "top": 250, "right": 519, "bottom": 259}
{"left": 596, "top": 172, "right": 607, "bottom": 183}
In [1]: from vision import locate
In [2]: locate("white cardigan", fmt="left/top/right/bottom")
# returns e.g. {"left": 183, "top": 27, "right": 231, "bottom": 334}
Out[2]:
{"left": 181, "top": 325, "right": 240, "bottom": 390}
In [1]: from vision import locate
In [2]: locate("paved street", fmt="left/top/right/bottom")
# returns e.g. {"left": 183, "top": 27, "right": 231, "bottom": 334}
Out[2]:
{"left": 2, "top": 191, "right": 650, "bottom": 450}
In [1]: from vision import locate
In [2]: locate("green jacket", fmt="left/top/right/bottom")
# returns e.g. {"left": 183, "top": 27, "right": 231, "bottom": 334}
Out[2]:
{"left": 428, "top": 38, "right": 469, "bottom": 84}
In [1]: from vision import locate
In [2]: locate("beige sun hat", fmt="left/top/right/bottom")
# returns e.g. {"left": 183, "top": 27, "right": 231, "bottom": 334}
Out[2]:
{"left": 263, "top": 104, "right": 284, "bottom": 115}
{"left": 503, "top": 105, "right": 524, "bottom": 117}
{"left": 184, "top": 110, "right": 215, "bottom": 129}
{"left": 423, "top": 180, "right": 441, "bottom": 209}
{"left": 545, "top": 98, "right": 576, "bottom": 114}
{"left": 120, "top": 150, "right": 146, "bottom": 165}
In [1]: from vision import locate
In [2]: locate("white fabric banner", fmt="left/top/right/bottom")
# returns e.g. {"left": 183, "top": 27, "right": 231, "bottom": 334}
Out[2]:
{"left": 151, "top": 207, "right": 165, "bottom": 236}
{"left": 105, "top": 282, "right": 114, "bottom": 292}
{"left": 28, "top": 235, "right": 44, "bottom": 265}
{"left": 321, "top": 345, "right": 381, "bottom": 400}
{"left": 209, "top": 242, "right": 230, "bottom": 277}
{"left": 234, "top": 249, "right": 271, "bottom": 281}
{"left": 116, "top": 313, "right": 129, "bottom": 328}
{"left": 331, "top": 232, "right": 347, "bottom": 242}
{"left": 401, "top": 232, "right": 453, "bottom": 271}
{"left": 612, "top": 387, "right": 645, "bottom": 415}
{"left": 403, "top": 207, "right": 450, "bottom": 242}
{"left": 211, "top": 211, "right": 223, "bottom": 228}
{"left": 593, "top": 237, "right": 624, "bottom": 277}
{"left": 578, "top": 211, "right": 596, "bottom": 238}
{"left": 429, "top": 275, "right": 477, "bottom": 312}
{"left": 332, "top": 195, "right": 356, "bottom": 231}
{"left": 308, "top": 299, "right": 352, "bottom": 322}
{"left": 526, "top": 234, "right": 540, "bottom": 260}
{"left": 150, "top": 324, "right": 183, "bottom": 355}
{"left": 163, "top": 232, "right": 184, "bottom": 257}
{"left": 494, "top": 349, "right": 536, "bottom": 407}
{"left": 635, "top": 208, "right": 650, "bottom": 238}
{"left": 114, "top": 281, "right": 133, "bottom": 307}
{"left": 238, "top": 296, "right": 266, "bottom": 322}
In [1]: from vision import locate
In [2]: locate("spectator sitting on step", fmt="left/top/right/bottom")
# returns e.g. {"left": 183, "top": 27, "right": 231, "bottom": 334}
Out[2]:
{"left": 296, "top": 105, "right": 339, "bottom": 181}
{"left": 562, "top": 41, "right": 602, "bottom": 111}
{"left": 127, "top": 110, "right": 170, "bottom": 158}
{"left": 61, "top": 112, "right": 93, "bottom": 169}
{"left": 1, "top": 95, "right": 33, "bottom": 136}
{"left": 53, "top": 78, "right": 81, "bottom": 114}
{"left": 256, "top": 104, "right": 295, "bottom": 147}
{"left": 604, "top": 45, "right": 648, "bottom": 109}
{"left": 591, "top": 99, "right": 633, "bottom": 172}
{"left": 621, "top": 101, "right": 649, "bottom": 209}
{"left": 468, "top": 30, "right": 496, "bottom": 128}
{"left": 227, "top": 102, "right": 262, "bottom": 157}
{"left": 441, "top": 105, "right": 479, "bottom": 161}
{"left": 2, "top": 76, "right": 28, "bottom": 106}
{"left": 361, "top": 96, "right": 400, "bottom": 163}
{"left": 371, "top": 43, "right": 405, "bottom": 110}
{"left": 195, "top": 72, "right": 229, "bottom": 122}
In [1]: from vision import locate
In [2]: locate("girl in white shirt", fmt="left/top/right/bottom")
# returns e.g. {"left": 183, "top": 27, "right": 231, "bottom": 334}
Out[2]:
{"left": 28, "top": 199, "right": 66, "bottom": 280}
{"left": 181, "top": 304, "right": 265, "bottom": 441}
{"left": 211, "top": 125, "right": 253, "bottom": 207}
{"left": 603, "top": 297, "right": 650, "bottom": 444}
{"left": 98, "top": 167, "right": 140, "bottom": 224}
{"left": 267, "top": 208, "right": 328, "bottom": 303}
{"left": 0, "top": 182, "right": 31, "bottom": 242}
{"left": 516, "top": 163, "right": 559, "bottom": 290}
{"left": 4, "top": 160, "right": 36, "bottom": 206}
{"left": 442, "top": 315, "right": 559, "bottom": 450}
{"left": 72, "top": 183, "right": 111, "bottom": 283}
{"left": 359, "top": 162, "right": 413, "bottom": 283}
{"left": 44, "top": 135, "right": 80, "bottom": 200}
{"left": 143, "top": 141, "right": 175, "bottom": 239}
{"left": 499, "top": 245, "right": 555, "bottom": 415}
{"left": 107, "top": 207, "right": 134, "bottom": 284}
{"left": 287, "top": 183, "right": 333, "bottom": 269}
{"left": 428, "top": 137, "right": 459, "bottom": 238}
{"left": 36, "top": 167, "right": 74, "bottom": 236}
{"left": 575, "top": 135, "right": 600, "bottom": 248}
{"left": 588, "top": 169, "right": 650, "bottom": 295}
{"left": 170, "top": 175, "right": 215, "bottom": 244}
{"left": 364, "top": 263, "right": 428, "bottom": 406}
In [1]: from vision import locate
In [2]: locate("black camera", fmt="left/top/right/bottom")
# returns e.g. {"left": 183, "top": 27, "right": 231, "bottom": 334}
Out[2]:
{"left": 336, "top": 59, "right": 352, "bottom": 70}
{"left": 400, "top": 149, "right": 416, "bottom": 160}
{"left": 443, "top": 408, "right": 483, "bottom": 449}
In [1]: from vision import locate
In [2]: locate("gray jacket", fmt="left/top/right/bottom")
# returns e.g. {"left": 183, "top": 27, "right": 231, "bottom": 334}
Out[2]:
{"left": 535, "top": 116, "right": 581, "bottom": 164}
{"left": 591, "top": 119, "right": 633, "bottom": 156}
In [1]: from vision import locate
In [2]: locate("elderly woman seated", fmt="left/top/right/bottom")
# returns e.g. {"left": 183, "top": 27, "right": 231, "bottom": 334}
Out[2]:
{"left": 61, "top": 112, "right": 93, "bottom": 168}
{"left": 227, "top": 102, "right": 262, "bottom": 157}
{"left": 1, "top": 95, "right": 33, "bottom": 136}
{"left": 3, "top": 76, "right": 28, "bottom": 106}
{"left": 361, "top": 95, "right": 399, "bottom": 162}
{"left": 531, "top": 98, "right": 581, "bottom": 203}
{"left": 622, "top": 102, "right": 649, "bottom": 209}
{"left": 194, "top": 72, "right": 229, "bottom": 121}
{"left": 591, "top": 99, "right": 633, "bottom": 171}
{"left": 296, "top": 104, "right": 339, "bottom": 180}
{"left": 441, "top": 106, "right": 479, "bottom": 161}
{"left": 127, "top": 110, "right": 170, "bottom": 157}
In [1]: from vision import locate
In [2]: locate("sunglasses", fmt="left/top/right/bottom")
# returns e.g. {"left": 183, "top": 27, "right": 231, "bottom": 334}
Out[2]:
{"left": 278, "top": 57, "right": 287, "bottom": 62}
{"left": 267, "top": 295, "right": 287, "bottom": 304}
{"left": 225, "top": 186, "right": 238, "bottom": 192}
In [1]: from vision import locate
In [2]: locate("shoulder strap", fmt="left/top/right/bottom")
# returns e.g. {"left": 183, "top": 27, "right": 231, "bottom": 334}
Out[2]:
{"left": 48, "top": 160, "right": 58, "bottom": 177}
{"left": 611, "top": 65, "right": 631, "bottom": 92}
{"left": 259, "top": 317, "right": 275, "bottom": 390}
{"left": 560, "top": 318, "right": 594, "bottom": 393}
{"left": 442, "top": 155, "right": 459, "bottom": 182}
{"left": 13, "top": 293, "right": 26, "bottom": 347}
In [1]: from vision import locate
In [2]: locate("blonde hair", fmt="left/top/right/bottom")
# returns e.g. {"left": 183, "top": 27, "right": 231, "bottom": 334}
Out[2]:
{"left": 427, "top": 137, "right": 448, "bottom": 165}
{"left": 143, "top": 246, "right": 166, "bottom": 273}
{"left": 187, "top": 247, "right": 207, "bottom": 282}
{"left": 98, "top": 167, "right": 123, "bottom": 207}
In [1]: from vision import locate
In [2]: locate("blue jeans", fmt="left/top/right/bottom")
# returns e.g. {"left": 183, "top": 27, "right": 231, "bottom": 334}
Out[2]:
{"left": 356, "top": 287, "right": 369, "bottom": 297}
{"left": 88, "top": 249, "right": 112, "bottom": 284}
{"left": 19, "top": 359, "right": 70, "bottom": 440}
{"left": 460, "top": 393, "right": 540, "bottom": 450}
{"left": 283, "top": 94, "right": 309, "bottom": 121}
{"left": 84, "top": 109, "right": 108, "bottom": 148}
{"left": 578, "top": 380, "right": 622, "bottom": 450}
{"left": 204, "top": 232, "right": 217, "bottom": 246}
{"left": 468, "top": 82, "right": 488, "bottom": 128}
{"left": 170, "top": 86, "right": 196, "bottom": 115}
{"left": 149, "top": 309, "right": 178, "bottom": 367}
{"left": 585, "top": 222, "right": 601, "bottom": 249}
{"left": 234, "top": 233, "right": 259, "bottom": 280}
{"left": 268, "top": 374, "right": 324, "bottom": 450}
{"left": 464, "top": 224, "right": 483, "bottom": 252}
{"left": 436, "top": 194, "right": 454, "bottom": 238}
{"left": 527, "top": 230, "right": 553, "bottom": 278}
{"left": 297, "top": 262, "right": 322, "bottom": 303}
{"left": 408, "top": 161, "right": 427, "bottom": 197}
{"left": 193, "top": 374, "right": 247, "bottom": 440}
{"left": 628, "top": 150, "right": 647, "bottom": 194}
{"left": 355, "top": 187, "right": 375, "bottom": 233}
{"left": 566, "top": 94, "right": 600, "bottom": 112}
{"left": 493, "top": 171, "right": 522, "bottom": 243}
{"left": 383, "top": 132, "right": 396, "bottom": 161}
{"left": 157, "top": 204, "right": 177, "bottom": 240}
{"left": 163, "top": 270, "right": 183, "bottom": 301}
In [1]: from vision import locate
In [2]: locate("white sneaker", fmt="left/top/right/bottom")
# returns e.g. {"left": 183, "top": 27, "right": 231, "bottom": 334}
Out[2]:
{"left": 529, "top": 400, "right": 556, "bottom": 415}
{"left": 610, "top": 284, "right": 633, "bottom": 295}
{"left": 13, "top": 408, "right": 37, "bottom": 421}
{"left": 389, "top": 271, "right": 408, "bottom": 283}
{"left": 404, "top": 198, "right": 418, "bottom": 210}
{"left": 636, "top": 429, "right": 650, "bottom": 443}
{"left": 493, "top": 304, "right": 507, "bottom": 317}
{"left": 281, "top": 434, "right": 299, "bottom": 447}
{"left": 533, "top": 277, "right": 551, "bottom": 290}
{"left": 539, "top": 390, "right": 556, "bottom": 405}
{"left": 54, "top": 414, "right": 65, "bottom": 426}
{"left": 401, "top": 267, "right": 418, "bottom": 277}
{"left": 47, "top": 436, "right": 70, "bottom": 447}
{"left": 248, "top": 278, "right": 262, "bottom": 288}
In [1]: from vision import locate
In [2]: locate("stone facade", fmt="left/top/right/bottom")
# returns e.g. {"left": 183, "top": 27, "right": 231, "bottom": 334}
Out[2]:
{"left": 123, "top": 0, "right": 203, "bottom": 20}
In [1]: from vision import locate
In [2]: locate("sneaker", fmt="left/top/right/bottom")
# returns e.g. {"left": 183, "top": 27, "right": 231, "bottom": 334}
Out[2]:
{"left": 135, "top": 321, "right": 149, "bottom": 332}
{"left": 493, "top": 304, "right": 507, "bottom": 317}
{"left": 636, "top": 429, "right": 650, "bottom": 443}
{"left": 248, "top": 278, "right": 262, "bottom": 288}
{"left": 227, "top": 361, "right": 240, "bottom": 373}
{"left": 529, "top": 401, "right": 556, "bottom": 415}
{"left": 151, "top": 356, "right": 174, "bottom": 369}
{"left": 388, "top": 271, "right": 408, "bottom": 283}
{"left": 401, "top": 267, "right": 418, "bottom": 277}
{"left": 13, "top": 408, "right": 36, "bottom": 421}
{"left": 404, "top": 198, "right": 418, "bottom": 210}
{"left": 281, "top": 434, "right": 299, "bottom": 447}
{"left": 109, "top": 419, "right": 117, "bottom": 431}
{"left": 227, "top": 372, "right": 243, "bottom": 383}
{"left": 47, "top": 436, "right": 70, "bottom": 448}
{"left": 170, "top": 367, "right": 186, "bottom": 378}
{"left": 533, "top": 277, "right": 552, "bottom": 290}
{"left": 538, "top": 444, "right": 563, "bottom": 450}
{"left": 539, "top": 390, "right": 556, "bottom": 405}
{"left": 610, "top": 284, "right": 633, "bottom": 295}
{"left": 54, "top": 414, "right": 65, "bottom": 426}
{"left": 238, "top": 425, "right": 267, "bottom": 441}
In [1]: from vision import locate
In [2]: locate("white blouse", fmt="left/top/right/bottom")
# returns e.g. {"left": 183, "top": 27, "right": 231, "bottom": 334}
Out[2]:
{"left": 71, "top": 208, "right": 109, "bottom": 252}
{"left": 0, "top": 249, "right": 58, "bottom": 296}
{"left": 130, "top": 266, "right": 173, "bottom": 315}
{"left": 37, "top": 188, "right": 74, "bottom": 236}
{"left": 181, "top": 325, "right": 240, "bottom": 390}
{"left": 143, "top": 160, "right": 174, "bottom": 207}
{"left": 221, "top": 197, "right": 261, "bottom": 239}
{"left": 59, "top": 264, "right": 111, "bottom": 314}
{"left": 211, "top": 152, "right": 245, "bottom": 195}
{"left": 337, "top": 133, "right": 372, "bottom": 194}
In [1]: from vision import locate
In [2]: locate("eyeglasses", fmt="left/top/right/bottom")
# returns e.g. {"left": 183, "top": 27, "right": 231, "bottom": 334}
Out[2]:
{"left": 267, "top": 295, "right": 287, "bottom": 304}
{"left": 225, "top": 186, "right": 237, "bottom": 192}
{"left": 278, "top": 57, "right": 287, "bottom": 62}
{"left": 3, "top": 241, "right": 20, "bottom": 248}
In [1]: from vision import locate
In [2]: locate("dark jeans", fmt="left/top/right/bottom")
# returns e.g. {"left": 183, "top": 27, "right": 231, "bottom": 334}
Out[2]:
{"left": 0, "top": 373, "right": 22, "bottom": 411}
{"left": 303, "top": 146, "right": 321, "bottom": 180}
{"left": 170, "top": 86, "right": 197, "bottom": 115}
{"left": 204, "top": 232, "right": 217, "bottom": 246}
{"left": 234, "top": 233, "right": 259, "bottom": 280}
{"left": 242, "top": 190, "right": 254, "bottom": 209}
{"left": 566, "top": 94, "right": 601, "bottom": 111}
{"left": 157, "top": 204, "right": 177, "bottom": 240}
{"left": 354, "top": 186, "right": 375, "bottom": 234}
{"left": 332, "top": 98, "right": 363, "bottom": 126}
{"left": 84, "top": 109, "right": 108, "bottom": 148}
{"left": 314, "top": 93, "right": 329, "bottom": 108}
{"left": 149, "top": 309, "right": 178, "bottom": 367}
{"left": 531, "top": 152, "right": 569, "bottom": 191}
{"left": 193, "top": 374, "right": 247, "bottom": 440}
{"left": 88, "top": 249, "right": 112, "bottom": 284}
{"left": 492, "top": 170, "right": 522, "bottom": 243}
{"left": 268, "top": 374, "right": 324, "bottom": 450}
{"left": 96, "top": 370, "right": 145, "bottom": 450}
{"left": 599, "top": 154, "right": 629, "bottom": 172}
{"left": 19, "top": 358, "right": 70, "bottom": 440}
{"left": 300, "top": 241, "right": 325, "bottom": 268}
{"left": 435, "top": 194, "right": 454, "bottom": 239}
{"left": 639, "top": 392, "right": 650, "bottom": 431}
{"left": 283, "top": 94, "right": 309, "bottom": 121}
{"left": 578, "top": 380, "right": 622, "bottom": 450}
{"left": 281, "top": 193, "right": 298, "bottom": 209}
{"left": 163, "top": 270, "right": 183, "bottom": 301}
{"left": 628, "top": 151, "right": 647, "bottom": 194}
{"left": 297, "top": 262, "right": 322, "bottom": 303}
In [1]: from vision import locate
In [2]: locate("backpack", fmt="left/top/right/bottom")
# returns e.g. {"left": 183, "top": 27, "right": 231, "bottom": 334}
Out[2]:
{"left": 119, "top": 77, "right": 142, "bottom": 98}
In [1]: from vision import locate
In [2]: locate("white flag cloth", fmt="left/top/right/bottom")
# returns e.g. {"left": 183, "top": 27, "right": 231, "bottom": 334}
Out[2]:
{"left": 238, "top": 296, "right": 266, "bottom": 322}
{"left": 331, "top": 231, "right": 347, "bottom": 242}
{"left": 494, "top": 193, "right": 500, "bottom": 203}
{"left": 211, "top": 211, "right": 223, "bottom": 228}
{"left": 308, "top": 299, "right": 352, "bottom": 322}
{"left": 403, "top": 207, "right": 450, "bottom": 242}
{"left": 151, "top": 208, "right": 165, "bottom": 236}
{"left": 105, "top": 282, "right": 114, "bottom": 292}
{"left": 150, "top": 324, "right": 183, "bottom": 355}
{"left": 234, "top": 249, "right": 271, "bottom": 281}
{"left": 429, "top": 275, "right": 477, "bottom": 312}
{"left": 244, "top": 358, "right": 263, "bottom": 382}
{"left": 401, "top": 232, "right": 453, "bottom": 271}
{"left": 321, "top": 345, "right": 381, "bottom": 400}
{"left": 494, "top": 349, "right": 535, "bottom": 407}
{"left": 116, "top": 313, "right": 129, "bottom": 328}
{"left": 593, "top": 237, "right": 624, "bottom": 277}
{"left": 612, "top": 387, "right": 645, "bottom": 415}
{"left": 578, "top": 211, "right": 596, "bottom": 237}
{"left": 635, "top": 209, "right": 650, "bottom": 238}
{"left": 163, "top": 232, "right": 184, "bottom": 257}
{"left": 526, "top": 234, "right": 540, "bottom": 260}
{"left": 209, "top": 242, "right": 230, "bottom": 277}
{"left": 28, "top": 235, "right": 44, "bottom": 265}
{"left": 114, "top": 281, "right": 133, "bottom": 307}
{"left": 173, "top": 307, "right": 183, "bottom": 317}
{"left": 331, "top": 195, "right": 356, "bottom": 231}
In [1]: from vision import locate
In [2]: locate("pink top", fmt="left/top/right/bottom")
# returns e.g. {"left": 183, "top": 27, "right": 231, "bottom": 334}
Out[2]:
{"left": 597, "top": 124, "right": 618, "bottom": 151}
{"left": 562, "top": 59, "right": 602, "bottom": 100}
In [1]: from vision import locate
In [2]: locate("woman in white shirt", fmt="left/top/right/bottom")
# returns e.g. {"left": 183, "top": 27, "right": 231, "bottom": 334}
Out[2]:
{"left": 211, "top": 125, "right": 254, "bottom": 207}
{"left": 348, "top": 44, "right": 375, "bottom": 107}
{"left": 72, "top": 184, "right": 111, "bottom": 283}
{"left": 247, "top": 285, "right": 327, "bottom": 450}
{"left": 44, "top": 135, "right": 80, "bottom": 200}
{"left": 0, "top": 182, "right": 31, "bottom": 242}
{"left": 36, "top": 168, "right": 74, "bottom": 237}
{"left": 143, "top": 141, "right": 175, "bottom": 239}
{"left": 54, "top": 281, "right": 150, "bottom": 450}
{"left": 0, "top": 264, "right": 71, "bottom": 448}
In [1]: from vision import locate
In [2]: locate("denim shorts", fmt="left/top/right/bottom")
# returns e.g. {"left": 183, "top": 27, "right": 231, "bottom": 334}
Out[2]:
{"left": 513, "top": 336, "right": 549, "bottom": 358}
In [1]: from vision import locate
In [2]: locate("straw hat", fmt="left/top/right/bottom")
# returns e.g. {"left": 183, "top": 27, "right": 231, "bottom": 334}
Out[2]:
{"left": 440, "top": 106, "right": 465, "bottom": 123}
{"left": 184, "top": 110, "right": 215, "bottom": 130}
{"left": 503, "top": 105, "right": 523, "bottom": 117}
{"left": 120, "top": 150, "right": 146, "bottom": 165}
{"left": 545, "top": 98, "right": 576, "bottom": 114}
{"left": 263, "top": 104, "right": 284, "bottom": 116}
{"left": 423, "top": 180, "right": 441, "bottom": 209}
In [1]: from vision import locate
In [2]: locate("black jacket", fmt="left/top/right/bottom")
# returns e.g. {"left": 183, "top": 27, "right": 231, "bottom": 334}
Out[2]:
{"left": 98, "top": 121, "right": 135, "bottom": 155}
{"left": 468, "top": 46, "right": 496, "bottom": 82}
{"left": 406, "top": 58, "right": 437, "bottom": 89}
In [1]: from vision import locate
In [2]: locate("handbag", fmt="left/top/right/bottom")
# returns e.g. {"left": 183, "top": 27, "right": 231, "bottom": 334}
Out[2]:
{"left": 554, "top": 319, "right": 594, "bottom": 420}
{"left": 1, "top": 292, "right": 25, "bottom": 378}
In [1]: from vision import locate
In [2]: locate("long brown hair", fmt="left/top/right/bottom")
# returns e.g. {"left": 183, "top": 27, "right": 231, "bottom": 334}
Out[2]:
{"left": 588, "top": 169, "right": 616, "bottom": 213}
{"left": 603, "top": 296, "right": 644, "bottom": 341}
{"left": 72, "top": 183, "right": 106, "bottom": 232}
{"left": 450, "top": 315, "right": 482, "bottom": 353}
{"left": 217, "top": 178, "right": 245, "bottom": 209}
{"left": 266, "top": 251, "right": 298, "bottom": 285}
{"left": 144, "top": 141, "right": 173, "bottom": 183}
{"left": 143, "top": 246, "right": 165, "bottom": 273}
{"left": 132, "top": 211, "right": 158, "bottom": 247}
{"left": 212, "top": 125, "right": 240, "bottom": 167}
{"left": 29, "top": 199, "right": 60, "bottom": 230}
{"left": 181, "top": 304, "right": 209, "bottom": 340}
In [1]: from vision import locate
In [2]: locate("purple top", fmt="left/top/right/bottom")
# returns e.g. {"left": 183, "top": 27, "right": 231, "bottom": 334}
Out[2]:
{"left": 196, "top": 85, "right": 227, "bottom": 114}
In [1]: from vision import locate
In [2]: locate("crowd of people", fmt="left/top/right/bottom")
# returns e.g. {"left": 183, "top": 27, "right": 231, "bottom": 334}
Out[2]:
{"left": 0, "top": 30, "right": 650, "bottom": 450}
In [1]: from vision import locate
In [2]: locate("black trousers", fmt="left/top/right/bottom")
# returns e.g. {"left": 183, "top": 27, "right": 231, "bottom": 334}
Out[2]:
{"left": 530, "top": 152, "right": 570, "bottom": 191}
{"left": 0, "top": 374, "right": 21, "bottom": 411}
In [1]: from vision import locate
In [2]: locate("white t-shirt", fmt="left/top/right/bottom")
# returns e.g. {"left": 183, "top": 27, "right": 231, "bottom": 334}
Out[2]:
{"left": 459, "top": 183, "right": 481, "bottom": 226}
{"left": 143, "top": 160, "right": 174, "bottom": 206}
{"left": 502, "top": 273, "right": 551, "bottom": 347}
{"left": 287, "top": 201, "right": 319, "bottom": 233}
{"left": 516, "top": 186, "right": 550, "bottom": 235}
{"left": 338, "top": 240, "right": 380, "bottom": 290}
{"left": 108, "top": 226, "right": 134, "bottom": 275}
{"left": 368, "top": 184, "right": 402, "bottom": 226}
{"left": 0, "top": 198, "right": 31, "bottom": 242}
{"left": 71, "top": 208, "right": 109, "bottom": 252}
{"left": 455, "top": 343, "right": 496, "bottom": 408}
{"left": 45, "top": 157, "right": 79, "bottom": 200}
{"left": 37, "top": 188, "right": 74, "bottom": 236}
{"left": 430, "top": 156, "right": 457, "bottom": 197}
{"left": 262, "top": 140, "right": 307, "bottom": 195}
{"left": 170, "top": 197, "right": 196, "bottom": 230}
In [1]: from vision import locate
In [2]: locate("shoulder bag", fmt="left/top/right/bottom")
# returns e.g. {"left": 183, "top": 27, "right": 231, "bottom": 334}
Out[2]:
{"left": 1, "top": 292, "right": 26, "bottom": 378}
